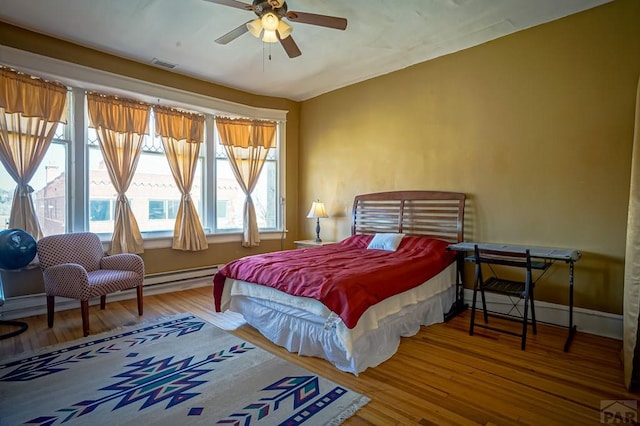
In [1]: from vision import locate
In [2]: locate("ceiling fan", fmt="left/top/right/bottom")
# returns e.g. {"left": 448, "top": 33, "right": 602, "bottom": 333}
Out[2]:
{"left": 205, "top": 0, "right": 348, "bottom": 58}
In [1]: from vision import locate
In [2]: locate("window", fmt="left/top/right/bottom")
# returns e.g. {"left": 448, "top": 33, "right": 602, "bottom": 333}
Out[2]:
{"left": 214, "top": 130, "right": 278, "bottom": 231}
{"left": 90, "top": 199, "right": 113, "bottom": 221}
{"left": 148, "top": 200, "right": 165, "bottom": 220}
{"left": 87, "top": 114, "right": 204, "bottom": 235}
{"left": 0, "top": 120, "right": 70, "bottom": 236}
{"left": 0, "top": 185, "right": 10, "bottom": 229}
{"left": 148, "top": 199, "right": 180, "bottom": 220}
{"left": 217, "top": 200, "right": 228, "bottom": 219}
{"left": 168, "top": 200, "right": 180, "bottom": 219}
{"left": 2, "top": 48, "right": 286, "bottom": 245}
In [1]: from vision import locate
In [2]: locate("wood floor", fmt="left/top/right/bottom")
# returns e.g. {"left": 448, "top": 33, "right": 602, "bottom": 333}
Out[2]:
{"left": 1, "top": 286, "right": 637, "bottom": 425}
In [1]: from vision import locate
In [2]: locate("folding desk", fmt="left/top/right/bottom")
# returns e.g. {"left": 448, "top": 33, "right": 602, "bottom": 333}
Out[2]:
{"left": 447, "top": 241, "right": 582, "bottom": 351}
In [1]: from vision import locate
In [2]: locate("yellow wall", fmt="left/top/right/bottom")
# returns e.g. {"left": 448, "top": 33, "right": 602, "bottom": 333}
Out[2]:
{"left": 0, "top": 22, "right": 300, "bottom": 295}
{"left": 2, "top": 1, "right": 640, "bottom": 315}
{"left": 299, "top": 0, "right": 640, "bottom": 315}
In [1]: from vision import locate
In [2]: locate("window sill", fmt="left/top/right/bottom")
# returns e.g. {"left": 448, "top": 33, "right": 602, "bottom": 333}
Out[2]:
{"left": 140, "top": 230, "right": 287, "bottom": 250}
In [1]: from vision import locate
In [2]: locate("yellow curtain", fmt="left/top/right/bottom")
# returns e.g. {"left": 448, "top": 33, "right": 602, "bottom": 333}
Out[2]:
{"left": 215, "top": 117, "right": 276, "bottom": 247}
{"left": 87, "top": 93, "right": 150, "bottom": 254}
{"left": 624, "top": 75, "right": 640, "bottom": 390}
{"left": 154, "top": 106, "right": 207, "bottom": 251}
{"left": 0, "top": 68, "right": 67, "bottom": 240}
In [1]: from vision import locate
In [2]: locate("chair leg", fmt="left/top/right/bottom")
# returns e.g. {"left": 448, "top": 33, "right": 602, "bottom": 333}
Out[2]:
{"left": 521, "top": 294, "right": 529, "bottom": 350}
{"left": 530, "top": 288, "right": 537, "bottom": 335}
{"left": 480, "top": 287, "right": 488, "bottom": 323}
{"left": 470, "top": 274, "right": 480, "bottom": 336}
{"left": 47, "top": 296, "right": 55, "bottom": 328}
{"left": 81, "top": 300, "right": 90, "bottom": 337}
{"left": 476, "top": 266, "right": 489, "bottom": 324}
{"left": 137, "top": 285, "right": 143, "bottom": 316}
{"left": 469, "top": 289, "right": 477, "bottom": 336}
{"left": 100, "top": 295, "right": 106, "bottom": 310}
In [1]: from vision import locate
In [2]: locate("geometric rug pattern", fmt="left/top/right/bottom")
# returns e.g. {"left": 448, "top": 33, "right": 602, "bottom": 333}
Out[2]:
{"left": 0, "top": 314, "right": 369, "bottom": 425}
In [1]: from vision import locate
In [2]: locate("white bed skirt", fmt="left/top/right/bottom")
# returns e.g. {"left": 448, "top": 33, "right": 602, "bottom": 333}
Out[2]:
{"left": 227, "top": 268, "right": 456, "bottom": 375}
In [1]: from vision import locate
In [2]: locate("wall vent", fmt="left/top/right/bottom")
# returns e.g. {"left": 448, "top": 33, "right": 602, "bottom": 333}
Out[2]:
{"left": 151, "top": 58, "right": 177, "bottom": 69}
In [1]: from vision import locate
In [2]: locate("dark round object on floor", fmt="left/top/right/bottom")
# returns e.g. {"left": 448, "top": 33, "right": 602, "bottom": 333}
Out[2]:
{"left": 0, "top": 228, "right": 37, "bottom": 270}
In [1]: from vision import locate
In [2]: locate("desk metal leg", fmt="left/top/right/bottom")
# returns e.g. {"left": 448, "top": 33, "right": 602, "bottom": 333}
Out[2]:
{"left": 564, "top": 261, "right": 577, "bottom": 352}
{"left": 445, "top": 253, "right": 468, "bottom": 321}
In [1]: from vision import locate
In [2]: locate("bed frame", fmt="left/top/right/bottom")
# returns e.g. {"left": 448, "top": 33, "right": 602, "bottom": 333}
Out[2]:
{"left": 352, "top": 190, "right": 465, "bottom": 241}
{"left": 352, "top": 190, "right": 467, "bottom": 319}
{"left": 351, "top": 191, "right": 466, "bottom": 243}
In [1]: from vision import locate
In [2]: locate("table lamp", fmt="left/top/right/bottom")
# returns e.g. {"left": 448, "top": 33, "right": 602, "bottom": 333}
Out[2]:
{"left": 306, "top": 200, "right": 328, "bottom": 242}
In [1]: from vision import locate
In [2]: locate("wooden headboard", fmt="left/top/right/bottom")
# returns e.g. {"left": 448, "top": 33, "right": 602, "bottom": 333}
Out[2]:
{"left": 351, "top": 190, "right": 466, "bottom": 243}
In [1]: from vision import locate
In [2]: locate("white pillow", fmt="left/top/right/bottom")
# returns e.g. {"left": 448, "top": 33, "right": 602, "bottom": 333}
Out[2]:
{"left": 366, "top": 233, "right": 405, "bottom": 251}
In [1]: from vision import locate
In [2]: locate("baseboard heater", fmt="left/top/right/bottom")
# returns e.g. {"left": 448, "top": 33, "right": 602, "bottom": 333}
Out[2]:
{"left": 144, "top": 265, "right": 220, "bottom": 286}
{"left": 0, "top": 265, "right": 220, "bottom": 321}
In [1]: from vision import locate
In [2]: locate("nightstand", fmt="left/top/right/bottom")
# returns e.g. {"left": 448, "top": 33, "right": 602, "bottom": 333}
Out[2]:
{"left": 294, "top": 240, "right": 335, "bottom": 249}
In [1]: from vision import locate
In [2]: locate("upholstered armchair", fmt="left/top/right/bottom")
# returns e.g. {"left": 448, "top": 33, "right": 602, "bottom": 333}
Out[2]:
{"left": 36, "top": 232, "right": 144, "bottom": 336}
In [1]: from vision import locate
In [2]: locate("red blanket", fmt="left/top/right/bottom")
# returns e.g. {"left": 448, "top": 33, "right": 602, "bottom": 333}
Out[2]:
{"left": 213, "top": 234, "right": 455, "bottom": 328}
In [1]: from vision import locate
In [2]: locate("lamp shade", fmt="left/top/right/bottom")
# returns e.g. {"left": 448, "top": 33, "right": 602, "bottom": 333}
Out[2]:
{"left": 247, "top": 13, "right": 291, "bottom": 42}
{"left": 261, "top": 12, "right": 279, "bottom": 31}
{"left": 277, "top": 20, "right": 292, "bottom": 39}
{"left": 262, "top": 29, "right": 278, "bottom": 43}
{"left": 306, "top": 201, "right": 328, "bottom": 219}
{"left": 247, "top": 18, "right": 263, "bottom": 38}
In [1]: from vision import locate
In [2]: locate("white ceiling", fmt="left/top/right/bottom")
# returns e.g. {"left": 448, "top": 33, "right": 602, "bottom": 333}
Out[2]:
{"left": 0, "top": 0, "right": 611, "bottom": 101}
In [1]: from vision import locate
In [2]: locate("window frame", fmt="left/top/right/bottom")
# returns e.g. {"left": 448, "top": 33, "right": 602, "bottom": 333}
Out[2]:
{"left": 1, "top": 46, "right": 288, "bottom": 248}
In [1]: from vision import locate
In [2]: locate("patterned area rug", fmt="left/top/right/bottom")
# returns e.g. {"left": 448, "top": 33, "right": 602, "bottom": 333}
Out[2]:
{"left": 0, "top": 314, "right": 369, "bottom": 425}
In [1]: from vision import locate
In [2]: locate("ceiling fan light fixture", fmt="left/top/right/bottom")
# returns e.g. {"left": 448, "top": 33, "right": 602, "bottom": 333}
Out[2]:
{"left": 211, "top": 0, "right": 348, "bottom": 58}
{"left": 277, "top": 20, "right": 292, "bottom": 39}
{"left": 262, "top": 29, "right": 278, "bottom": 43}
{"left": 247, "top": 18, "right": 263, "bottom": 38}
{"left": 261, "top": 12, "right": 279, "bottom": 32}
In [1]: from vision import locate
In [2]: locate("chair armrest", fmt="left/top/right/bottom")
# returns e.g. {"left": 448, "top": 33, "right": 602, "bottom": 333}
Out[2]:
{"left": 42, "top": 263, "right": 90, "bottom": 298}
{"left": 101, "top": 254, "right": 144, "bottom": 276}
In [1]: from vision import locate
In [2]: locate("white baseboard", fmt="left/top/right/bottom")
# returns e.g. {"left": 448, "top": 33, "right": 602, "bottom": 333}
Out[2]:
{"left": 463, "top": 289, "right": 622, "bottom": 340}
{"left": 0, "top": 267, "right": 218, "bottom": 321}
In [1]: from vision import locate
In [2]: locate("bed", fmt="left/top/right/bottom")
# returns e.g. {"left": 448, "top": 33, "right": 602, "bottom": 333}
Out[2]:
{"left": 213, "top": 190, "right": 466, "bottom": 374}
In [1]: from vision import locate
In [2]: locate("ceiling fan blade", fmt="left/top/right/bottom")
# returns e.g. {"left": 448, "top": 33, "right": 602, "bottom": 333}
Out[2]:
{"left": 278, "top": 34, "right": 301, "bottom": 58}
{"left": 285, "top": 11, "right": 347, "bottom": 30}
{"left": 202, "top": 0, "right": 254, "bottom": 11}
{"left": 215, "top": 21, "right": 251, "bottom": 44}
